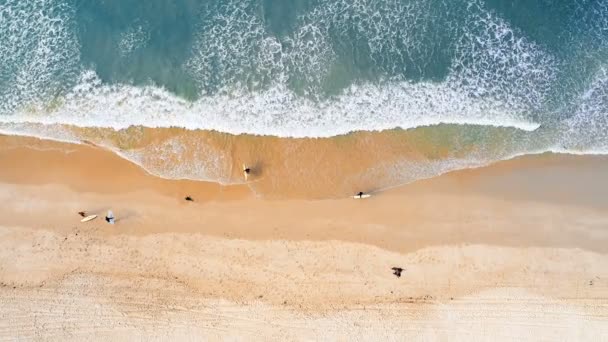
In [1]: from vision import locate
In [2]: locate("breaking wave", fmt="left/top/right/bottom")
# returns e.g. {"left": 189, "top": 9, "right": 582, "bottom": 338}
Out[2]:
{"left": 0, "top": 0, "right": 606, "bottom": 194}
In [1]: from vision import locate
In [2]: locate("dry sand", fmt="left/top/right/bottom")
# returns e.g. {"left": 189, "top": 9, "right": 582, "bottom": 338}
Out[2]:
{"left": 0, "top": 135, "right": 607, "bottom": 340}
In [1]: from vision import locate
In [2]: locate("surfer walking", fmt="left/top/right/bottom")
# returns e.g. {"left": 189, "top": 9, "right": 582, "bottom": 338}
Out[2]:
{"left": 356, "top": 191, "right": 364, "bottom": 198}
{"left": 105, "top": 210, "right": 115, "bottom": 224}
{"left": 243, "top": 164, "right": 251, "bottom": 180}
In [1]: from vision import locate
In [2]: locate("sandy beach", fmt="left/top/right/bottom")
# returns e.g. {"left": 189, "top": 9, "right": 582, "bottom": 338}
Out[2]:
{"left": 0, "top": 134, "right": 607, "bottom": 340}
{"left": 2, "top": 0, "right": 607, "bottom": 339}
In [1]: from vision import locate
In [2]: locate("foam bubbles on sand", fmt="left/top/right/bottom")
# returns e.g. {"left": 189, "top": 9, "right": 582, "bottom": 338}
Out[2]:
{"left": 117, "top": 136, "right": 232, "bottom": 184}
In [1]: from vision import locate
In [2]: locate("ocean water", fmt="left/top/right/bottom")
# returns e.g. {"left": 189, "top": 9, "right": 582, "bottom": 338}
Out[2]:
{"left": 0, "top": 0, "right": 607, "bottom": 196}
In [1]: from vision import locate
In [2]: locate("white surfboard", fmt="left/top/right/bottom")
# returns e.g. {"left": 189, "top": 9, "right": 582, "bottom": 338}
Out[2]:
{"left": 353, "top": 194, "right": 371, "bottom": 199}
{"left": 80, "top": 214, "right": 97, "bottom": 222}
{"left": 243, "top": 164, "right": 249, "bottom": 180}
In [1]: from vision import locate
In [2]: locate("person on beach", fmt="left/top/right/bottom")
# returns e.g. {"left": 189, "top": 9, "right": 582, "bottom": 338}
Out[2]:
{"left": 105, "top": 210, "right": 115, "bottom": 224}
{"left": 392, "top": 267, "right": 404, "bottom": 278}
{"left": 243, "top": 165, "right": 251, "bottom": 180}
{"left": 78, "top": 211, "right": 86, "bottom": 217}
{"left": 356, "top": 191, "right": 365, "bottom": 198}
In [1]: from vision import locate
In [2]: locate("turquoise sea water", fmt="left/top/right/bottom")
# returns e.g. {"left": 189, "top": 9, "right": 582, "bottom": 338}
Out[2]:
{"left": 0, "top": 0, "right": 607, "bottom": 187}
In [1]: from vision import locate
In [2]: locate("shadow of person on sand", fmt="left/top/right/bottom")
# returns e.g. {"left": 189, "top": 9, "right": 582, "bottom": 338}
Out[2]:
{"left": 251, "top": 161, "right": 265, "bottom": 177}
{"left": 113, "top": 210, "right": 137, "bottom": 224}
{"left": 242, "top": 160, "right": 265, "bottom": 181}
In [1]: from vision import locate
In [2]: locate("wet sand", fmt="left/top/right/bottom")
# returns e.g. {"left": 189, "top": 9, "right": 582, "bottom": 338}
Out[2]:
{"left": 3, "top": 123, "right": 531, "bottom": 198}
{"left": 0, "top": 134, "right": 607, "bottom": 340}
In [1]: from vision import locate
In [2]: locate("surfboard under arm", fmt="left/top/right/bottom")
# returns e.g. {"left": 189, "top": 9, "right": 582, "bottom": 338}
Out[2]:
{"left": 242, "top": 164, "right": 248, "bottom": 180}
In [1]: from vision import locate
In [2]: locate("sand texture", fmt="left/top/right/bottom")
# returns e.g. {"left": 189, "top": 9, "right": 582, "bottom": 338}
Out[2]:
{"left": 1, "top": 135, "right": 608, "bottom": 341}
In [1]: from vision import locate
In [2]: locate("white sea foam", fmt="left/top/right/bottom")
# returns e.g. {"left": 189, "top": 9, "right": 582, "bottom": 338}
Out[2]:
{"left": 449, "top": 0, "right": 558, "bottom": 111}
{"left": 118, "top": 22, "right": 150, "bottom": 57}
{"left": 0, "top": 70, "right": 541, "bottom": 137}
{"left": 0, "top": 0, "right": 80, "bottom": 115}
{"left": 368, "top": 146, "right": 608, "bottom": 197}
{"left": 561, "top": 67, "right": 608, "bottom": 151}
{"left": 0, "top": 0, "right": 554, "bottom": 138}
{"left": 0, "top": 0, "right": 557, "bottom": 138}
{"left": 0, "top": 123, "right": 82, "bottom": 146}
{"left": 116, "top": 136, "right": 232, "bottom": 184}
{"left": 0, "top": 0, "right": 606, "bottom": 192}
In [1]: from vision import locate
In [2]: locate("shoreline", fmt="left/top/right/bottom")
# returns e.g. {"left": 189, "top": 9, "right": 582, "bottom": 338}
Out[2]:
{"left": 3, "top": 132, "right": 608, "bottom": 202}
{"left": 1, "top": 135, "right": 607, "bottom": 248}
{"left": 0, "top": 123, "right": 575, "bottom": 199}
{"left": 1, "top": 134, "right": 608, "bottom": 251}
{"left": 1, "top": 134, "right": 608, "bottom": 339}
